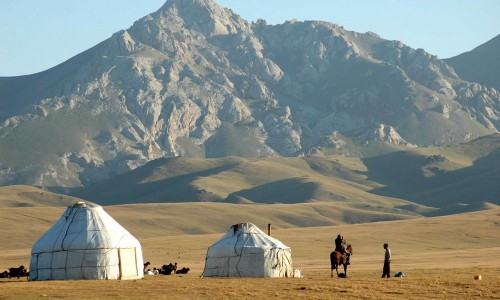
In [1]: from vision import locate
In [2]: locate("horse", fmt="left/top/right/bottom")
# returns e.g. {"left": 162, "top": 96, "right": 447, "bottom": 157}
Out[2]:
{"left": 330, "top": 244, "right": 352, "bottom": 278}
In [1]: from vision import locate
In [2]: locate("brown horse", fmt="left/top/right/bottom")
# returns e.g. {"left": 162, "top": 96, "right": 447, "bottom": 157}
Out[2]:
{"left": 330, "top": 244, "right": 352, "bottom": 278}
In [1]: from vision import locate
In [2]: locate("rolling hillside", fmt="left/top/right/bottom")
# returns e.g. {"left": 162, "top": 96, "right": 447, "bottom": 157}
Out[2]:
{"left": 1, "top": 189, "right": 499, "bottom": 273}
{"left": 0, "top": 185, "right": 82, "bottom": 208}
{"left": 0, "top": 185, "right": 415, "bottom": 260}
{"left": 74, "top": 134, "right": 500, "bottom": 216}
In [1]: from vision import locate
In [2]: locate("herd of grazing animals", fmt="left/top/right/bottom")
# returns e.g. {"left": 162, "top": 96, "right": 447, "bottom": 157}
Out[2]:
{"left": 0, "top": 261, "right": 189, "bottom": 280}
{"left": 144, "top": 261, "right": 190, "bottom": 276}
{"left": 0, "top": 265, "right": 28, "bottom": 279}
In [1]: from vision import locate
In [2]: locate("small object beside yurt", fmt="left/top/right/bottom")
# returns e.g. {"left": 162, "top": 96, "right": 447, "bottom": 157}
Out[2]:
{"left": 203, "top": 222, "right": 293, "bottom": 277}
{"left": 29, "top": 202, "right": 143, "bottom": 281}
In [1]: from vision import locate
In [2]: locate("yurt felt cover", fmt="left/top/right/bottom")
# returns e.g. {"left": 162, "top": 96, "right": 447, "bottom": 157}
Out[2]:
{"left": 29, "top": 202, "right": 144, "bottom": 281}
{"left": 203, "top": 223, "right": 293, "bottom": 277}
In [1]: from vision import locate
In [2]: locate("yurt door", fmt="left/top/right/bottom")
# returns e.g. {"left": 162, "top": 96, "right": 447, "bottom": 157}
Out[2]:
{"left": 118, "top": 247, "right": 138, "bottom": 279}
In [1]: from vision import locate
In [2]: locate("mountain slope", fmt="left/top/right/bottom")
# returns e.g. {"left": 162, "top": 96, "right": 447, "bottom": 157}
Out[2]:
{"left": 0, "top": 0, "right": 499, "bottom": 190}
{"left": 75, "top": 156, "right": 420, "bottom": 210}
{"left": 75, "top": 134, "right": 500, "bottom": 216}
{"left": 363, "top": 134, "right": 500, "bottom": 214}
{"left": 445, "top": 34, "right": 500, "bottom": 92}
{"left": 0, "top": 186, "right": 419, "bottom": 254}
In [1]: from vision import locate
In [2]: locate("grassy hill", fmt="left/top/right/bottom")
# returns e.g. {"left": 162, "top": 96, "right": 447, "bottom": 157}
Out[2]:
{"left": 1, "top": 184, "right": 499, "bottom": 299}
{"left": 363, "top": 134, "right": 500, "bottom": 214}
{"left": 74, "top": 155, "right": 432, "bottom": 220}
{"left": 0, "top": 185, "right": 417, "bottom": 252}
{"left": 2, "top": 134, "right": 500, "bottom": 274}
{"left": 74, "top": 134, "right": 500, "bottom": 216}
{"left": 0, "top": 185, "right": 82, "bottom": 207}
{"left": 1, "top": 192, "right": 499, "bottom": 273}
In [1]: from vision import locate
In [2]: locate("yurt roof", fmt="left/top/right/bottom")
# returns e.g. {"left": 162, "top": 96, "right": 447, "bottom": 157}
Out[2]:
{"left": 32, "top": 201, "right": 140, "bottom": 253}
{"left": 209, "top": 222, "right": 290, "bottom": 250}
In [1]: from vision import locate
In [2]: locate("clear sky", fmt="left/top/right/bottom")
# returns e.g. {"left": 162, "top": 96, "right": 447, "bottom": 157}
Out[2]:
{"left": 1, "top": 0, "right": 499, "bottom": 76}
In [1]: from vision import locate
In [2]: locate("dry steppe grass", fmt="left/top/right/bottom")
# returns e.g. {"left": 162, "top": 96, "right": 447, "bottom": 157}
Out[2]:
{"left": 2, "top": 268, "right": 499, "bottom": 299}
{"left": 1, "top": 186, "right": 500, "bottom": 299}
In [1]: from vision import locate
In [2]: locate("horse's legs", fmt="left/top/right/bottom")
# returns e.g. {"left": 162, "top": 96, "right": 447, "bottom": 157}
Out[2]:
{"left": 330, "top": 264, "right": 339, "bottom": 278}
{"left": 330, "top": 252, "right": 338, "bottom": 278}
{"left": 343, "top": 264, "right": 348, "bottom": 278}
{"left": 331, "top": 264, "right": 339, "bottom": 278}
{"left": 330, "top": 252, "right": 344, "bottom": 278}
{"left": 330, "top": 253, "right": 334, "bottom": 278}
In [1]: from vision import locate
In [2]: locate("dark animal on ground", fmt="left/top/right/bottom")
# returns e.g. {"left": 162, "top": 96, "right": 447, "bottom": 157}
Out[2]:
{"left": 8, "top": 265, "right": 27, "bottom": 279}
{"left": 0, "top": 271, "right": 9, "bottom": 278}
{"left": 160, "top": 263, "right": 177, "bottom": 275}
{"left": 176, "top": 267, "right": 190, "bottom": 274}
{"left": 143, "top": 262, "right": 151, "bottom": 272}
{"left": 160, "top": 264, "right": 173, "bottom": 275}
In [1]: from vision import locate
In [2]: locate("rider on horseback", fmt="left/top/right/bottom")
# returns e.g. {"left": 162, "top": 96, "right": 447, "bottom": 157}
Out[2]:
{"left": 335, "top": 234, "right": 351, "bottom": 264}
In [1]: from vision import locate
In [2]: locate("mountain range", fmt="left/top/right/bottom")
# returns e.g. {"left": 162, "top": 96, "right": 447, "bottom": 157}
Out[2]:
{"left": 0, "top": 0, "right": 499, "bottom": 195}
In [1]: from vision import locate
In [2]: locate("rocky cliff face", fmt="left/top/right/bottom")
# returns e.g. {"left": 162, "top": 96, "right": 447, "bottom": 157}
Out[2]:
{"left": 0, "top": 0, "right": 499, "bottom": 190}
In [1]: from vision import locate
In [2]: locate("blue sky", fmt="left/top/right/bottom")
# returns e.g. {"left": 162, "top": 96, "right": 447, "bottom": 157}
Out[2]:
{"left": 1, "top": 0, "right": 499, "bottom": 76}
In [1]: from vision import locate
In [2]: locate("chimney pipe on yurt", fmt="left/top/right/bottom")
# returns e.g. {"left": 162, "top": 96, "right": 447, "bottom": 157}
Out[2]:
{"left": 268, "top": 223, "right": 272, "bottom": 236}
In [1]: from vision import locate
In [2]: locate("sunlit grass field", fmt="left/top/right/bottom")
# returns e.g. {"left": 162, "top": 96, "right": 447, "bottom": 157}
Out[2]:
{"left": 2, "top": 268, "right": 499, "bottom": 299}
{"left": 1, "top": 186, "right": 499, "bottom": 299}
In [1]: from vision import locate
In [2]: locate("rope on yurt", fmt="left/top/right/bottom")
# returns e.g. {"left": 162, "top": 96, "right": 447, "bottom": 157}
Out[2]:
{"left": 58, "top": 205, "right": 80, "bottom": 280}
{"left": 63, "top": 205, "right": 84, "bottom": 279}
{"left": 235, "top": 231, "right": 251, "bottom": 277}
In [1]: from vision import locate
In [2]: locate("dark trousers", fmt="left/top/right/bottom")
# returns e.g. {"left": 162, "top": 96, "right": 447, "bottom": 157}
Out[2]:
{"left": 382, "top": 261, "right": 390, "bottom": 278}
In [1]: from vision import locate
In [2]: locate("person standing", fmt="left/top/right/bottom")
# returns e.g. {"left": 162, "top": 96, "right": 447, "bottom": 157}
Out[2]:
{"left": 382, "top": 243, "right": 391, "bottom": 278}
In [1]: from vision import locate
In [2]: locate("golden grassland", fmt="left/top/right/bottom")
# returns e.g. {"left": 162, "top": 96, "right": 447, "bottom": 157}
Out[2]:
{"left": 2, "top": 268, "right": 500, "bottom": 299}
{"left": 1, "top": 191, "right": 500, "bottom": 298}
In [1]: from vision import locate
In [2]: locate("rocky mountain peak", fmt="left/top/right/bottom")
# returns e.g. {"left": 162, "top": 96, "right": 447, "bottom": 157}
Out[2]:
{"left": 0, "top": 0, "right": 499, "bottom": 191}
{"left": 159, "top": 0, "right": 220, "bottom": 12}
{"left": 154, "top": 0, "right": 248, "bottom": 37}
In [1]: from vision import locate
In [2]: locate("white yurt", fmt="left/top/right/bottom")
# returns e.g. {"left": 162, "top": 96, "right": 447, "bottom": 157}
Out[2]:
{"left": 203, "top": 222, "right": 293, "bottom": 277}
{"left": 29, "top": 202, "right": 144, "bottom": 281}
